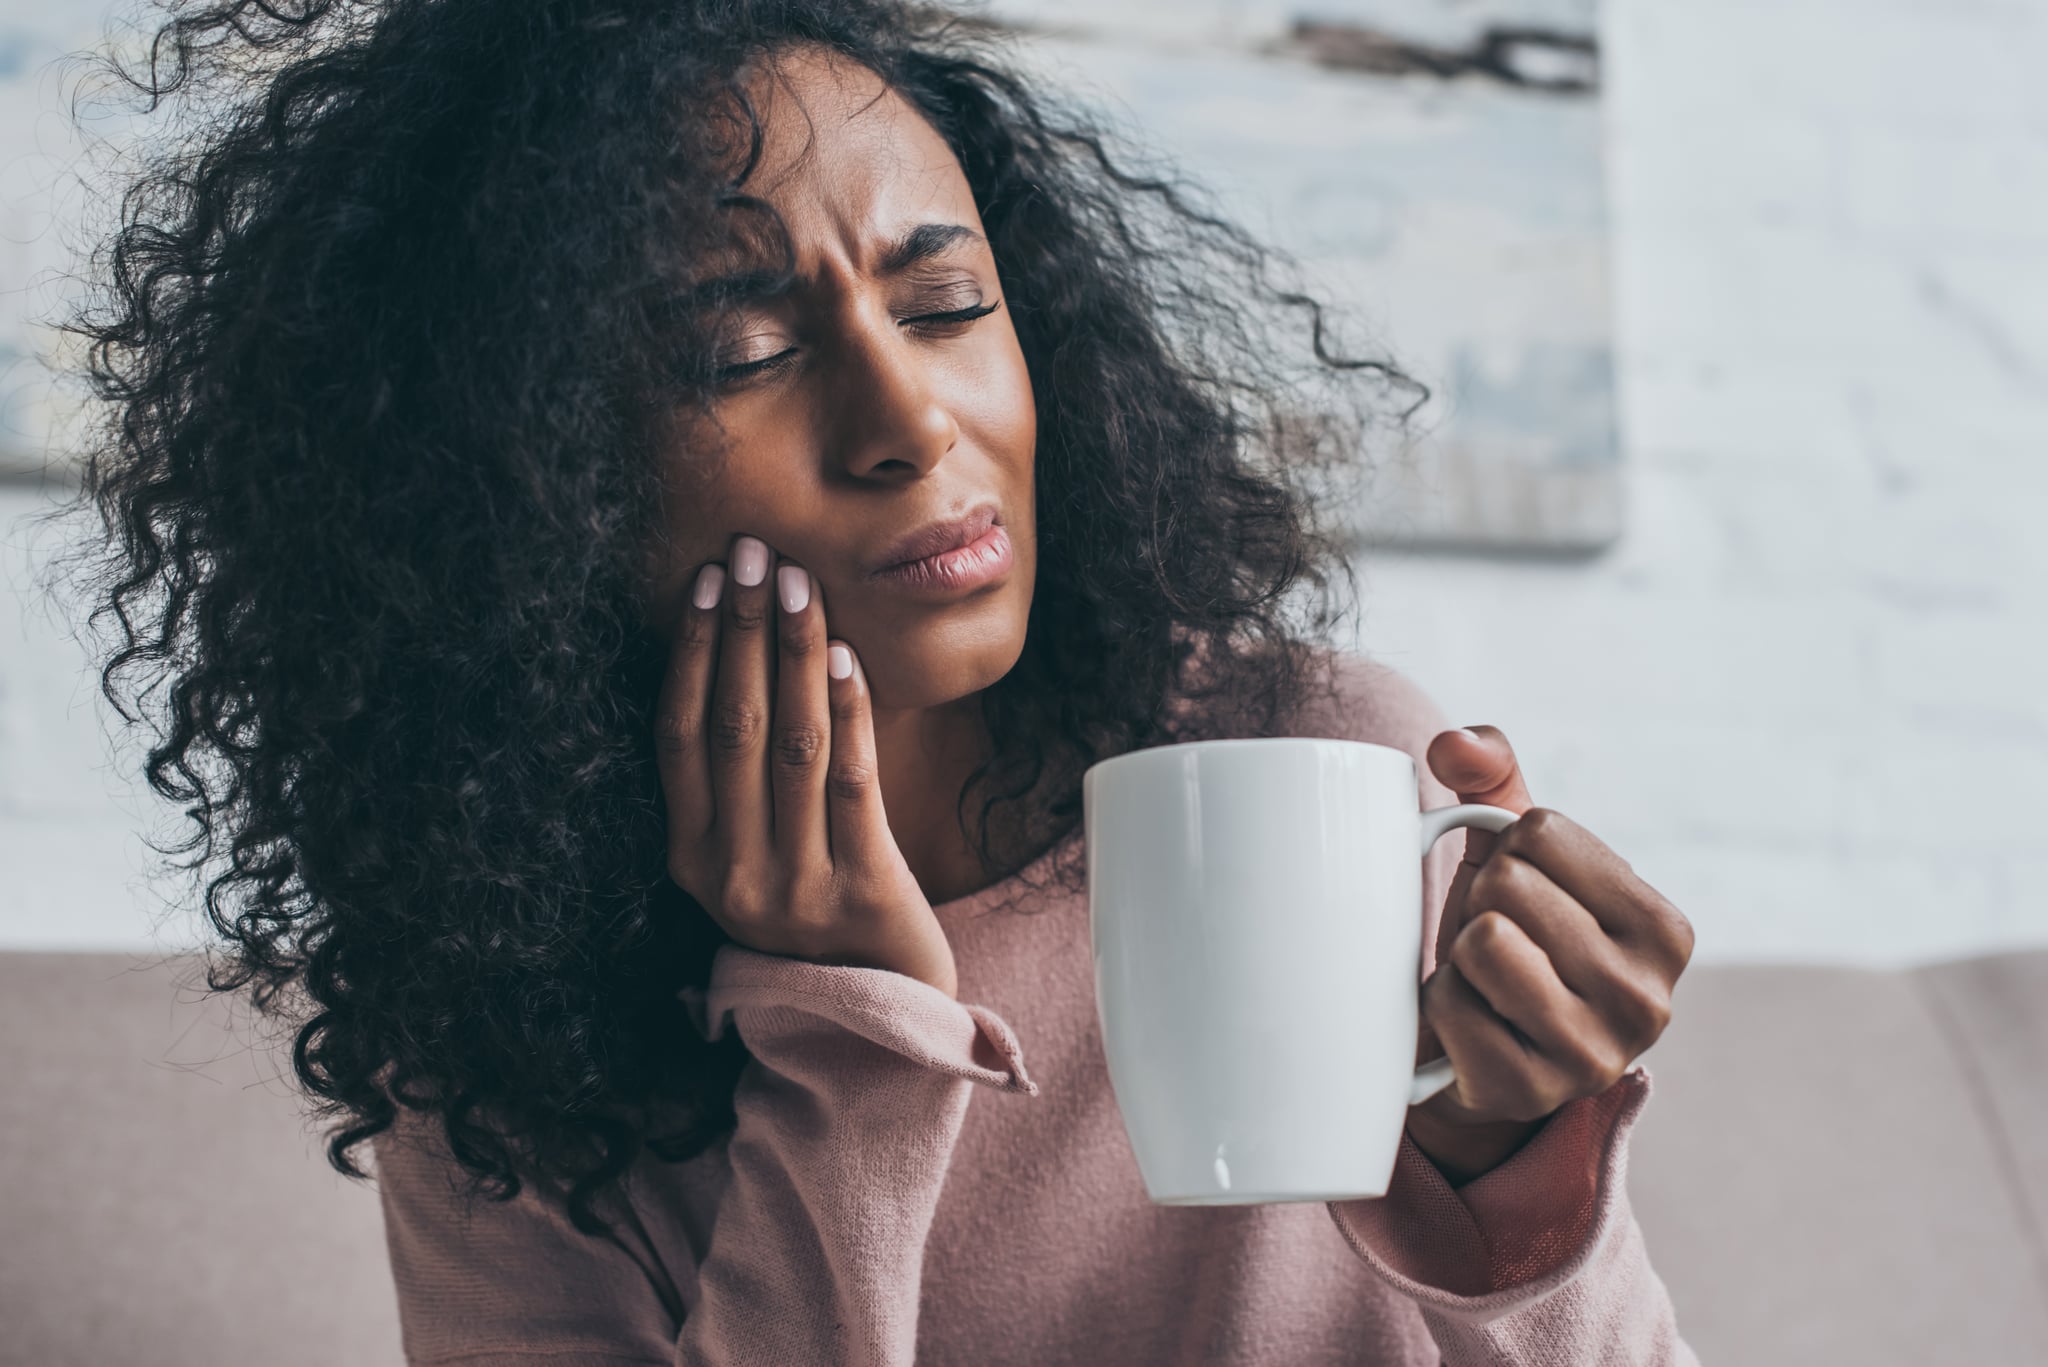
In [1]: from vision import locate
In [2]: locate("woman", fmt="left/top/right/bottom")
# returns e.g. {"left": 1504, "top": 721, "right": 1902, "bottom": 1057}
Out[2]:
{"left": 63, "top": 0, "right": 1697, "bottom": 1361}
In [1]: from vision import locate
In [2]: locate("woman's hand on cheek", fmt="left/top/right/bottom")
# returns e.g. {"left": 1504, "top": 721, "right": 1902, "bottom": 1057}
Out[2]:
{"left": 654, "top": 533, "right": 960, "bottom": 999}
{"left": 1404, "top": 725, "right": 1696, "bottom": 1185}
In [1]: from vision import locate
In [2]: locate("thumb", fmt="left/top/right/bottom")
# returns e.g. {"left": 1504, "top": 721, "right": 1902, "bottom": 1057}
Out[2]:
{"left": 1424, "top": 724, "right": 1533, "bottom": 869}
{"left": 1426, "top": 724, "right": 1532, "bottom": 812}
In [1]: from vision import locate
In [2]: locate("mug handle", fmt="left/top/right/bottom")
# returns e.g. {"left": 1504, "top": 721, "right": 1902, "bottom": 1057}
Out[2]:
{"left": 1407, "top": 803, "right": 1523, "bottom": 1106}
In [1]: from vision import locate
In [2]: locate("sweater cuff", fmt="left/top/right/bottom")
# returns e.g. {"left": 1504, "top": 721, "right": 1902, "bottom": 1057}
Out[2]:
{"left": 677, "top": 942, "right": 1040, "bottom": 1095}
{"left": 1328, "top": 1066, "right": 1652, "bottom": 1308}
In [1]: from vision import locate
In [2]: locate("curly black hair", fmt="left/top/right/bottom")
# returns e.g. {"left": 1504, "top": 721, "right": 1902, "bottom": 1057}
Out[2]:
{"left": 51, "top": 0, "right": 1424, "bottom": 1236}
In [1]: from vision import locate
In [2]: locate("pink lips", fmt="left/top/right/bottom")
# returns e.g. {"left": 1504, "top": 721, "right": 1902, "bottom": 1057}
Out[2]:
{"left": 870, "top": 503, "right": 1000, "bottom": 576}
{"left": 869, "top": 521, "right": 1013, "bottom": 597}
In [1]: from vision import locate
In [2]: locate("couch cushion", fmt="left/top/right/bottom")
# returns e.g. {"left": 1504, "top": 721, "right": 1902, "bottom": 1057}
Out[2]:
{"left": 1628, "top": 950, "right": 2048, "bottom": 1366}
{"left": 4, "top": 949, "right": 2045, "bottom": 1366}
{"left": 0, "top": 952, "right": 405, "bottom": 1367}
{"left": 1919, "top": 952, "right": 2048, "bottom": 1239}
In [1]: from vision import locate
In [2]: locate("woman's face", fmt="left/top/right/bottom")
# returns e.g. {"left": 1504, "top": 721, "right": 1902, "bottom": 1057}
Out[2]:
{"left": 648, "top": 47, "right": 1037, "bottom": 713}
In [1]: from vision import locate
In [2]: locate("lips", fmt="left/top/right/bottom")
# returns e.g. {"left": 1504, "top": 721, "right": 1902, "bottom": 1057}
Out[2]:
{"left": 869, "top": 502, "right": 1000, "bottom": 576}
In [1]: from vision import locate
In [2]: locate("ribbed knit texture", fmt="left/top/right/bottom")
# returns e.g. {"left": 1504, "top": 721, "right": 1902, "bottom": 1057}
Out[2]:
{"left": 372, "top": 652, "right": 1696, "bottom": 1365}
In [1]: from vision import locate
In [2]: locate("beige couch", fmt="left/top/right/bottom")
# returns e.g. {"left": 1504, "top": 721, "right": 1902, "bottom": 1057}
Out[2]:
{"left": 4, "top": 949, "right": 2045, "bottom": 1365}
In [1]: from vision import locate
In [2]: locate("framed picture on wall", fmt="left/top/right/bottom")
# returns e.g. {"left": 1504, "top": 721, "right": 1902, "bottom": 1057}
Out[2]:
{"left": 977, "top": 0, "right": 1620, "bottom": 554}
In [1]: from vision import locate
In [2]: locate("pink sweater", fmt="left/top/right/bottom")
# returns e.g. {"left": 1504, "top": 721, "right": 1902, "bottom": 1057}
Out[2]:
{"left": 372, "top": 653, "right": 1695, "bottom": 1365}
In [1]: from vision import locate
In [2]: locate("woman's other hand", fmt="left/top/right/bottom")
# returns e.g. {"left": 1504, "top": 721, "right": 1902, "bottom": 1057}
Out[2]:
{"left": 656, "top": 532, "right": 960, "bottom": 999}
{"left": 1407, "top": 725, "right": 1696, "bottom": 1183}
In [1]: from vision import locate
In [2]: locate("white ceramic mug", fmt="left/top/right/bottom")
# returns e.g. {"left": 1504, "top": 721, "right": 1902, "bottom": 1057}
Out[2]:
{"left": 1082, "top": 737, "right": 1519, "bottom": 1206}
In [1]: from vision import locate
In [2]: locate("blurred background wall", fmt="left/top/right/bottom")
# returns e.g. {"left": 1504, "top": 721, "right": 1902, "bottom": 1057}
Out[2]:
{"left": 3, "top": 0, "right": 2045, "bottom": 963}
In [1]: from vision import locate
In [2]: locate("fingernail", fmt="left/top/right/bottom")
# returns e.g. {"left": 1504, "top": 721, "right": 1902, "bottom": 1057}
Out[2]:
{"left": 827, "top": 643, "right": 853, "bottom": 679}
{"left": 777, "top": 565, "right": 810, "bottom": 613}
{"left": 731, "top": 536, "right": 769, "bottom": 587}
{"left": 692, "top": 563, "right": 724, "bottom": 609}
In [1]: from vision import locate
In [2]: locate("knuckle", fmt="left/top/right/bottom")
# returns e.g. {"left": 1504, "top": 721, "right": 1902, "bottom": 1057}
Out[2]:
{"left": 678, "top": 609, "right": 717, "bottom": 650}
{"left": 1663, "top": 903, "right": 1698, "bottom": 968}
{"left": 653, "top": 711, "right": 697, "bottom": 757}
{"left": 772, "top": 722, "right": 827, "bottom": 773}
{"left": 726, "top": 593, "right": 769, "bottom": 632}
{"left": 826, "top": 760, "right": 874, "bottom": 804}
{"left": 1453, "top": 912, "right": 1506, "bottom": 965}
{"left": 719, "top": 880, "right": 765, "bottom": 925}
{"left": 710, "top": 700, "right": 763, "bottom": 754}
{"left": 1629, "top": 890, "right": 1695, "bottom": 977}
{"left": 778, "top": 614, "right": 819, "bottom": 657}
{"left": 1610, "top": 973, "right": 1673, "bottom": 1048}
{"left": 1471, "top": 855, "right": 1527, "bottom": 905}
{"left": 1506, "top": 806, "right": 1563, "bottom": 850}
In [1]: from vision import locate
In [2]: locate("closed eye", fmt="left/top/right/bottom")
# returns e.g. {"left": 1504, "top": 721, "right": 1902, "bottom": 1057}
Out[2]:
{"left": 903, "top": 298, "right": 1001, "bottom": 334}
{"left": 712, "top": 299, "right": 1003, "bottom": 388}
{"left": 712, "top": 349, "right": 798, "bottom": 385}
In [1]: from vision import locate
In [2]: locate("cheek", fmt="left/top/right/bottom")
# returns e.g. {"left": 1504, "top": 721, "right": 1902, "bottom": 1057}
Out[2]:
{"left": 656, "top": 403, "right": 790, "bottom": 531}
{"left": 646, "top": 431, "right": 765, "bottom": 602}
{"left": 958, "top": 325, "right": 1036, "bottom": 466}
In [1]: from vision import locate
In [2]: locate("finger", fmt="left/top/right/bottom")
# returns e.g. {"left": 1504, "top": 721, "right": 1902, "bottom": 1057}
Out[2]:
{"left": 1421, "top": 960, "right": 1574, "bottom": 1122}
{"left": 1464, "top": 849, "right": 1634, "bottom": 1005}
{"left": 823, "top": 639, "right": 892, "bottom": 872}
{"left": 654, "top": 560, "right": 724, "bottom": 888}
{"left": 770, "top": 559, "right": 830, "bottom": 876}
{"left": 1425, "top": 724, "right": 1532, "bottom": 869}
{"left": 1494, "top": 808, "right": 1697, "bottom": 978}
{"left": 1435, "top": 855, "right": 1482, "bottom": 967}
{"left": 1449, "top": 911, "right": 1624, "bottom": 1086}
{"left": 710, "top": 534, "right": 775, "bottom": 870}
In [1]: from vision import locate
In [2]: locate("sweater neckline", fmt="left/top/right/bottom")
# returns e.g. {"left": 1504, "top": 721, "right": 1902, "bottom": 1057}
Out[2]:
{"left": 930, "top": 820, "right": 1086, "bottom": 920}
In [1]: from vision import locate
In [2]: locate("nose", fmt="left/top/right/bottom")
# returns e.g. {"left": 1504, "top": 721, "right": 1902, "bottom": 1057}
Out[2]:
{"left": 828, "top": 306, "right": 960, "bottom": 480}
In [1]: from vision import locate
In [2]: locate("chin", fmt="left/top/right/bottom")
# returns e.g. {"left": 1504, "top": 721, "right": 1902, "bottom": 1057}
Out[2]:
{"left": 861, "top": 602, "right": 1030, "bottom": 712}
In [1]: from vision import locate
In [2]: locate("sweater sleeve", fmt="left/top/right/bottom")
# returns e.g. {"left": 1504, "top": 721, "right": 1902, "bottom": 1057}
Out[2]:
{"left": 372, "top": 941, "right": 1038, "bottom": 1367}
{"left": 1328, "top": 1068, "right": 1698, "bottom": 1365}
{"left": 669, "top": 943, "right": 1038, "bottom": 1364}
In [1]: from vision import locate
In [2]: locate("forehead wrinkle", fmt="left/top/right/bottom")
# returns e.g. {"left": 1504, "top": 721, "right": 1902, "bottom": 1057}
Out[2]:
{"left": 741, "top": 51, "right": 965, "bottom": 274}
{"left": 682, "top": 218, "right": 985, "bottom": 321}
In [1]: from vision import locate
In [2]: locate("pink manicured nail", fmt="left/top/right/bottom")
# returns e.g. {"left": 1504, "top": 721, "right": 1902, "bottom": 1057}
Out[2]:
{"left": 731, "top": 536, "right": 769, "bottom": 587}
{"left": 691, "top": 563, "right": 724, "bottom": 610}
{"left": 777, "top": 565, "right": 810, "bottom": 613}
{"left": 827, "top": 644, "right": 853, "bottom": 679}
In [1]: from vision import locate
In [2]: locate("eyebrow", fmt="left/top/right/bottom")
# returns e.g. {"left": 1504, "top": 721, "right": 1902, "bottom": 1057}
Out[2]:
{"left": 877, "top": 221, "right": 985, "bottom": 275}
{"left": 676, "top": 221, "right": 987, "bottom": 313}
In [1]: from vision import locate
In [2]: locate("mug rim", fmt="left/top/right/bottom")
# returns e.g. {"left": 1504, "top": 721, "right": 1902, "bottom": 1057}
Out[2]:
{"left": 1081, "top": 736, "right": 1418, "bottom": 786}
